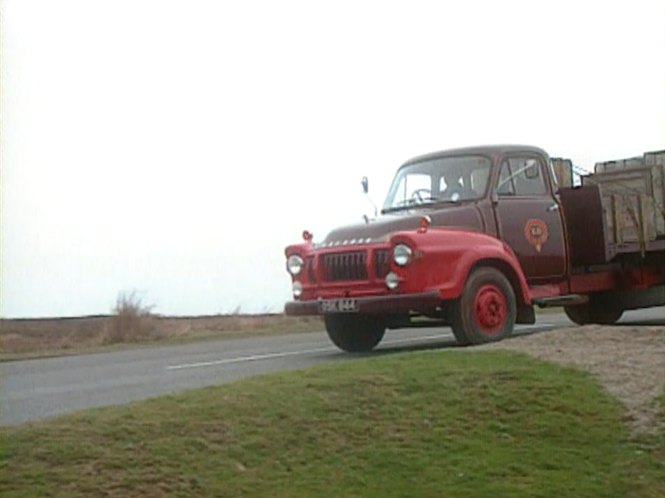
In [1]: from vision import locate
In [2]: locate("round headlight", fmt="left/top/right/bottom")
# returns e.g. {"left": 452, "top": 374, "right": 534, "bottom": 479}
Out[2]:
{"left": 385, "top": 272, "right": 400, "bottom": 290}
{"left": 287, "top": 255, "right": 304, "bottom": 275}
{"left": 393, "top": 244, "right": 413, "bottom": 266}
{"left": 292, "top": 281, "right": 303, "bottom": 298}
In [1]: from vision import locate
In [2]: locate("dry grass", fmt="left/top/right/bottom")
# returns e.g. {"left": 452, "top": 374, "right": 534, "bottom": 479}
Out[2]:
{"left": 0, "top": 311, "right": 322, "bottom": 359}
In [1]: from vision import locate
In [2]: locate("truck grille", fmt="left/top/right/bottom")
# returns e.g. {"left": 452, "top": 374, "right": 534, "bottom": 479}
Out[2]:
{"left": 322, "top": 252, "right": 368, "bottom": 281}
{"left": 306, "top": 256, "right": 316, "bottom": 283}
{"left": 374, "top": 250, "right": 390, "bottom": 279}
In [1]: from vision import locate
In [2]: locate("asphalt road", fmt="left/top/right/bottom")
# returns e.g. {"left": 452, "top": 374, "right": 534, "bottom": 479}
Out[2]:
{"left": 2, "top": 308, "right": 663, "bottom": 426}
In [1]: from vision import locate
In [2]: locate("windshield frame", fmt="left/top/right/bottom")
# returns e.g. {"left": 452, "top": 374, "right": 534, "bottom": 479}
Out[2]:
{"left": 381, "top": 153, "right": 494, "bottom": 214}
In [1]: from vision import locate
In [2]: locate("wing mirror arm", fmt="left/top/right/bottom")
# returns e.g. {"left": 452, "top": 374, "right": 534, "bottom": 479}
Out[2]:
{"left": 361, "top": 176, "right": 378, "bottom": 220}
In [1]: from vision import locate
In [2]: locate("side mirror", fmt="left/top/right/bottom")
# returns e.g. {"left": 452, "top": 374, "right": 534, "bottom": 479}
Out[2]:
{"left": 525, "top": 159, "right": 540, "bottom": 179}
{"left": 361, "top": 176, "right": 369, "bottom": 194}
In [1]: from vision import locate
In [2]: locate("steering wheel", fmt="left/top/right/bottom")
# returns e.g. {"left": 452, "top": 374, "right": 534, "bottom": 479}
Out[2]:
{"left": 411, "top": 188, "right": 431, "bottom": 204}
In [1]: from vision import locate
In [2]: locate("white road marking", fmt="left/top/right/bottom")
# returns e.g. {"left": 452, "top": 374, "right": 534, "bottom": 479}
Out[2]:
{"left": 166, "top": 333, "right": 452, "bottom": 371}
{"left": 166, "top": 347, "right": 335, "bottom": 370}
{"left": 166, "top": 323, "right": 554, "bottom": 371}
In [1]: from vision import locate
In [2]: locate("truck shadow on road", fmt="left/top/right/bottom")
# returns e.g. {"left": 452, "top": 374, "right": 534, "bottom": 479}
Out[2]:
{"left": 368, "top": 326, "right": 556, "bottom": 356}
{"left": 617, "top": 318, "right": 665, "bottom": 326}
{"left": 376, "top": 337, "right": 461, "bottom": 355}
{"left": 365, "top": 317, "right": 664, "bottom": 357}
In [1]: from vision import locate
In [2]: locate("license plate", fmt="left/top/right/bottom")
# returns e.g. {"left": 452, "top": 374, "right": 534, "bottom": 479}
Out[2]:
{"left": 319, "top": 299, "right": 359, "bottom": 313}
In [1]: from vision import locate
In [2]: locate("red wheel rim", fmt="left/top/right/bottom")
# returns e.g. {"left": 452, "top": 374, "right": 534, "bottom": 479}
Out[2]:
{"left": 473, "top": 284, "right": 507, "bottom": 335}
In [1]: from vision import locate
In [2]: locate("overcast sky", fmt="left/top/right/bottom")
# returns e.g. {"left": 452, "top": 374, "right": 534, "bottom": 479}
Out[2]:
{"left": 1, "top": 0, "right": 664, "bottom": 317}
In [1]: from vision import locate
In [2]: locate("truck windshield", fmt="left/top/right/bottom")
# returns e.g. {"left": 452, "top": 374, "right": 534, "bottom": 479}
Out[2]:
{"left": 382, "top": 155, "right": 492, "bottom": 212}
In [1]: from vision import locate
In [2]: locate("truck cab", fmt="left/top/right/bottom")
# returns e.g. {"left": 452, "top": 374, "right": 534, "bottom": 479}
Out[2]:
{"left": 284, "top": 145, "right": 665, "bottom": 352}
{"left": 379, "top": 146, "right": 567, "bottom": 283}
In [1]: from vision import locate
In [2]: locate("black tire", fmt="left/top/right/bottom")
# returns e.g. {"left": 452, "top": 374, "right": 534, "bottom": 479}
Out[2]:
{"left": 324, "top": 314, "right": 386, "bottom": 352}
{"left": 564, "top": 303, "right": 623, "bottom": 325}
{"left": 451, "top": 267, "right": 517, "bottom": 346}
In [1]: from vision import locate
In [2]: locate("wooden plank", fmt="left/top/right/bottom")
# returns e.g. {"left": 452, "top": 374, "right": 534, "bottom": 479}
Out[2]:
{"left": 585, "top": 166, "right": 662, "bottom": 240}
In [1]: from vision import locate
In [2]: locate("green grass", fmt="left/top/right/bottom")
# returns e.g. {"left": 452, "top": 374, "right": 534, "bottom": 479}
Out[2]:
{"left": 621, "top": 393, "right": 665, "bottom": 498}
{"left": 1, "top": 350, "right": 663, "bottom": 497}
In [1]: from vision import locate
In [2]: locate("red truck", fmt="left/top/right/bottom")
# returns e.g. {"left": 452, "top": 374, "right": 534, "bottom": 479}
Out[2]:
{"left": 284, "top": 145, "right": 665, "bottom": 352}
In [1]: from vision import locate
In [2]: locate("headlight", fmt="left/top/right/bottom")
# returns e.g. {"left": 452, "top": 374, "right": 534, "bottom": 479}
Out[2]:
{"left": 385, "top": 272, "right": 400, "bottom": 290}
{"left": 393, "top": 244, "right": 413, "bottom": 266}
{"left": 292, "top": 281, "right": 303, "bottom": 298}
{"left": 287, "top": 254, "right": 304, "bottom": 275}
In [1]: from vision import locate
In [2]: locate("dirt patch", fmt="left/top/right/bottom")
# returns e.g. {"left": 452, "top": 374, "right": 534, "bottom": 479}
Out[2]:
{"left": 480, "top": 325, "right": 665, "bottom": 434}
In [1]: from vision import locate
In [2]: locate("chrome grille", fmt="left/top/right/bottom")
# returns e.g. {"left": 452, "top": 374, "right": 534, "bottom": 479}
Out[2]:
{"left": 322, "top": 252, "right": 368, "bottom": 281}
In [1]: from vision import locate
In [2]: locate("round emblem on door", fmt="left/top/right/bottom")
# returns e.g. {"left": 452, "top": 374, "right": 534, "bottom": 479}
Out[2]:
{"left": 524, "top": 219, "right": 549, "bottom": 253}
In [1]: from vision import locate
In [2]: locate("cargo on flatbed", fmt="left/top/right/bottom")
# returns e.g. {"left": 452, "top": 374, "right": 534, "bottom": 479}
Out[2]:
{"left": 586, "top": 150, "right": 665, "bottom": 243}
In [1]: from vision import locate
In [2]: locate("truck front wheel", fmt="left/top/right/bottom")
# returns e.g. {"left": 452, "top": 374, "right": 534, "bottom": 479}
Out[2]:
{"left": 324, "top": 315, "right": 386, "bottom": 352}
{"left": 451, "top": 267, "right": 517, "bottom": 345}
{"left": 563, "top": 303, "right": 623, "bottom": 325}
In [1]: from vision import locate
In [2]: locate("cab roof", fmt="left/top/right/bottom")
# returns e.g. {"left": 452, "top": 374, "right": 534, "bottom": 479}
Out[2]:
{"left": 402, "top": 145, "right": 550, "bottom": 167}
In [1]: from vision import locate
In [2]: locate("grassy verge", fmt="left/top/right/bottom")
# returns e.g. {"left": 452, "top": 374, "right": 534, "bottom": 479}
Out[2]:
{"left": 622, "top": 393, "right": 665, "bottom": 498}
{"left": 2, "top": 350, "right": 662, "bottom": 497}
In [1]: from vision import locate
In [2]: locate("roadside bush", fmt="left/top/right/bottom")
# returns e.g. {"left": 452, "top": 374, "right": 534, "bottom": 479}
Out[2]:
{"left": 106, "top": 291, "right": 158, "bottom": 344}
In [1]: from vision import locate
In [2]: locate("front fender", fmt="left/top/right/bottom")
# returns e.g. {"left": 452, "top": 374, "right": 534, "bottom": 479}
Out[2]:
{"left": 389, "top": 228, "right": 531, "bottom": 304}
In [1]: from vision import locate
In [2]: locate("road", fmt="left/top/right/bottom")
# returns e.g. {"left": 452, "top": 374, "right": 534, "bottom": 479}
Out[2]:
{"left": 2, "top": 308, "right": 663, "bottom": 426}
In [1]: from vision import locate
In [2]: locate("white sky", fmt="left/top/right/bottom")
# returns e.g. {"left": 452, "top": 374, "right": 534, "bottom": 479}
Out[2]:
{"left": 1, "top": 0, "right": 664, "bottom": 317}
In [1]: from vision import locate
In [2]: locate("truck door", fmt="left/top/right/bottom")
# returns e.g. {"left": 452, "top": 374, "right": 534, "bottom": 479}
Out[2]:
{"left": 493, "top": 154, "right": 567, "bottom": 283}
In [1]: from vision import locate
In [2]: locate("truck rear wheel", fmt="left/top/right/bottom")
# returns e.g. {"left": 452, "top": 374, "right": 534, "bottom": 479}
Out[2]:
{"left": 324, "top": 315, "right": 386, "bottom": 352}
{"left": 563, "top": 303, "right": 623, "bottom": 325}
{"left": 451, "top": 267, "right": 516, "bottom": 345}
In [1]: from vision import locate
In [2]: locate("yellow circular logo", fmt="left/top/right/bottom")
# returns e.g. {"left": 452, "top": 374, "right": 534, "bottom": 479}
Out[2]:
{"left": 524, "top": 219, "right": 549, "bottom": 252}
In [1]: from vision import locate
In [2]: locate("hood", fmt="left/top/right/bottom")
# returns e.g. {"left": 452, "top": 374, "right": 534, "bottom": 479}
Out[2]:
{"left": 321, "top": 204, "right": 484, "bottom": 247}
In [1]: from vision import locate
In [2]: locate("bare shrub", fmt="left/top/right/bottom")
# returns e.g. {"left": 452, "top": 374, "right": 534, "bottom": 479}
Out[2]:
{"left": 106, "top": 291, "right": 158, "bottom": 344}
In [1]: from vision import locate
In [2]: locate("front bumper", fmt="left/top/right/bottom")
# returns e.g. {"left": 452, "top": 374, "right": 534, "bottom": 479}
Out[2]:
{"left": 285, "top": 291, "right": 442, "bottom": 316}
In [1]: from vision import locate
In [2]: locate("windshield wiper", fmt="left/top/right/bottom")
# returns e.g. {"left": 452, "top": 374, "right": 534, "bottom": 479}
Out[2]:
{"left": 381, "top": 197, "right": 460, "bottom": 214}
{"left": 428, "top": 197, "right": 462, "bottom": 206}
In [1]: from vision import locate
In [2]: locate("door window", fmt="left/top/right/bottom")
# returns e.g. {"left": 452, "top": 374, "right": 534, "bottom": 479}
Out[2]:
{"left": 497, "top": 157, "right": 547, "bottom": 196}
